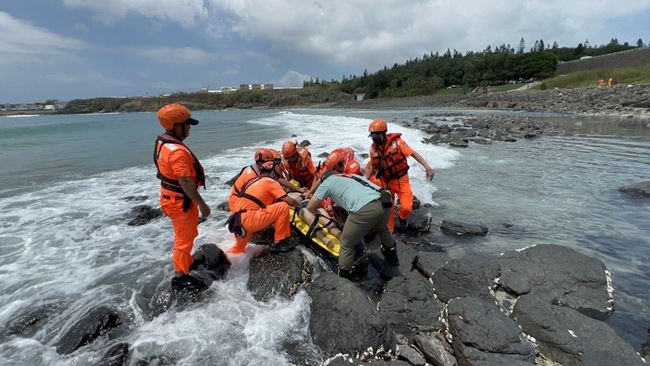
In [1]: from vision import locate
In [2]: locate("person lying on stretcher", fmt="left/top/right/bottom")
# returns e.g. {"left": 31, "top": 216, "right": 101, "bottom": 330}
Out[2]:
{"left": 291, "top": 151, "right": 357, "bottom": 248}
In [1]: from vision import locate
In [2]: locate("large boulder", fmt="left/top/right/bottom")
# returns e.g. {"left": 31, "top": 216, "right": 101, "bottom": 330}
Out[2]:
{"left": 447, "top": 296, "right": 536, "bottom": 365}
{"left": 379, "top": 270, "right": 443, "bottom": 340}
{"left": 247, "top": 248, "right": 311, "bottom": 301}
{"left": 498, "top": 244, "right": 612, "bottom": 318}
{"left": 53, "top": 306, "right": 123, "bottom": 355}
{"left": 619, "top": 181, "right": 650, "bottom": 197}
{"left": 430, "top": 255, "right": 500, "bottom": 303}
{"left": 306, "top": 273, "right": 396, "bottom": 358}
{"left": 512, "top": 293, "right": 645, "bottom": 366}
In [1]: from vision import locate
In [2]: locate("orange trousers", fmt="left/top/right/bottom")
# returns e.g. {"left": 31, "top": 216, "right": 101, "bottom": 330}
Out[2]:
{"left": 160, "top": 194, "right": 199, "bottom": 274}
{"left": 229, "top": 201, "right": 291, "bottom": 254}
{"left": 371, "top": 174, "right": 413, "bottom": 232}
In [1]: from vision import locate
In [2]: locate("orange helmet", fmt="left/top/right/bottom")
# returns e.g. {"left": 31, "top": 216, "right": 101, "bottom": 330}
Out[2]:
{"left": 254, "top": 148, "right": 275, "bottom": 164}
{"left": 269, "top": 148, "right": 282, "bottom": 163}
{"left": 270, "top": 149, "right": 285, "bottom": 173}
{"left": 368, "top": 119, "right": 387, "bottom": 134}
{"left": 282, "top": 140, "right": 298, "bottom": 159}
{"left": 324, "top": 151, "right": 345, "bottom": 171}
{"left": 157, "top": 103, "right": 198, "bottom": 130}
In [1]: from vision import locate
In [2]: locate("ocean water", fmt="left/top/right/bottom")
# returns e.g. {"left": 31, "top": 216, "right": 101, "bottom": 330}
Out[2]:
{"left": 0, "top": 108, "right": 648, "bottom": 365}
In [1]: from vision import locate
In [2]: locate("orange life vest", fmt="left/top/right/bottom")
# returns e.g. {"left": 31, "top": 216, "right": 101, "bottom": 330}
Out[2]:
{"left": 369, "top": 133, "right": 409, "bottom": 180}
{"left": 286, "top": 145, "right": 316, "bottom": 187}
{"left": 331, "top": 147, "right": 362, "bottom": 175}
{"left": 153, "top": 133, "right": 206, "bottom": 210}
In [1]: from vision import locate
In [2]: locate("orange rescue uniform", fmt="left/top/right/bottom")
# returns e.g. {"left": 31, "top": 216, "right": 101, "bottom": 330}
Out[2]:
{"left": 155, "top": 134, "right": 204, "bottom": 274}
{"left": 229, "top": 177, "right": 292, "bottom": 254}
{"left": 369, "top": 133, "right": 414, "bottom": 232}
{"left": 228, "top": 166, "right": 259, "bottom": 212}
{"left": 331, "top": 147, "right": 362, "bottom": 175}
{"left": 285, "top": 145, "right": 317, "bottom": 189}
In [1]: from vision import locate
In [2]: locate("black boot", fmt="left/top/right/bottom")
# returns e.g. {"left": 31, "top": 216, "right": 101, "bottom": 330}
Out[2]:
{"left": 171, "top": 274, "right": 207, "bottom": 292}
{"left": 270, "top": 238, "right": 295, "bottom": 254}
{"left": 381, "top": 245, "right": 400, "bottom": 267}
{"left": 338, "top": 266, "right": 362, "bottom": 282}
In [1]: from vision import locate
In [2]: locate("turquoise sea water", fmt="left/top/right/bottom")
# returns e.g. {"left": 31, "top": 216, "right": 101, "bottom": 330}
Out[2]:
{"left": 0, "top": 109, "right": 648, "bottom": 365}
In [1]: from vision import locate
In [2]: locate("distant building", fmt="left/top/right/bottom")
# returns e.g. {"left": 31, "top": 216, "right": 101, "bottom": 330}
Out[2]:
{"left": 220, "top": 86, "right": 239, "bottom": 93}
{"left": 239, "top": 83, "right": 274, "bottom": 90}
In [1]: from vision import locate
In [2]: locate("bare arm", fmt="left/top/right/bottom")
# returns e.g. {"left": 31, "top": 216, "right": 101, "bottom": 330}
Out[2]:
{"left": 410, "top": 151, "right": 435, "bottom": 181}
{"left": 178, "top": 176, "right": 211, "bottom": 217}
{"left": 279, "top": 194, "right": 302, "bottom": 208}
{"left": 306, "top": 196, "right": 323, "bottom": 216}
{"left": 306, "top": 176, "right": 322, "bottom": 198}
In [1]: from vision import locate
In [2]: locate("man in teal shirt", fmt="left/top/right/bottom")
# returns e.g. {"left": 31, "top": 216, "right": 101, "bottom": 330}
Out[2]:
{"left": 305, "top": 171, "right": 399, "bottom": 280}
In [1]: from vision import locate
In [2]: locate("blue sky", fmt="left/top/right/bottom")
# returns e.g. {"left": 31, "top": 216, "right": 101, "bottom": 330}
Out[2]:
{"left": 1, "top": 0, "right": 649, "bottom": 103}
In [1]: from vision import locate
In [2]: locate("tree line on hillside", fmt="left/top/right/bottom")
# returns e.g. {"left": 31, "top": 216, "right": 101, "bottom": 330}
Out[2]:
{"left": 305, "top": 37, "right": 645, "bottom": 98}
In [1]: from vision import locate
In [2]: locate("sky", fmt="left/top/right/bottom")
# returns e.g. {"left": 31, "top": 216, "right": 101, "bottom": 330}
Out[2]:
{"left": 1, "top": 0, "right": 649, "bottom": 104}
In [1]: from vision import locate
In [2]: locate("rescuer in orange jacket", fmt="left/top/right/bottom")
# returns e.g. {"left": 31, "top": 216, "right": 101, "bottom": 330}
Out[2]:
{"left": 154, "top": 103, "right": 213, "bottom": 292}
{"left": 330, "top": 147, "right": 362, "bottom": 176}
{"left": 281, "top": 140, "right": 318, "bottom": 190}
{"left": 228, "top": 162, "right": 302, "bottom": 255}
{"left": 365, "top": 119, "right": 435, "bottom": 232}
{"left": 228, "top": 148, "right": 306, "bottom": 212}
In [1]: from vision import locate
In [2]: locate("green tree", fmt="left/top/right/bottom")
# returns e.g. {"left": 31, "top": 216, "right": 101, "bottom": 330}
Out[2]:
{"left": 517, "top": 37, "right": 526, "bottom": 54}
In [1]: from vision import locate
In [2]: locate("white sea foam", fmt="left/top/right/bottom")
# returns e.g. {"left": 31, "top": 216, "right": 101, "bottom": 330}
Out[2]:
{"left": 2, "top": 109, "right": 649, "bottom": 364}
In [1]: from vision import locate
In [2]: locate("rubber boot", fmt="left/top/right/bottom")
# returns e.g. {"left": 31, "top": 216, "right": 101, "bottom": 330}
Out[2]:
{"left": 381, "top": 245, "right": 400, "bottom": 267}
{"left": 338, "top": 266, "right": 361, "bottom": 282}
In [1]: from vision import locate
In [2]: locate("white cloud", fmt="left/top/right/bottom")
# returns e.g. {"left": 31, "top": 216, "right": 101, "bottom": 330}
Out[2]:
{"left": 203, "top": 0, "right": 650, "bottom": 69}
{"left": 0, "top": 11, "right": 86, "bottom": 64}
{"left": 56, "top": 1, "right": 650, "bottom": 73}
{"left": 274, "top": 70, "right": 311, "bottom": 87}
{"left": 63, "top": 0, "right": 209, "bottom": 25}
{"left": 46, "top": 71, "right": 131, "bottom": 88}
{"left": 129, "top": 46, "right": 215, "bottom": 64}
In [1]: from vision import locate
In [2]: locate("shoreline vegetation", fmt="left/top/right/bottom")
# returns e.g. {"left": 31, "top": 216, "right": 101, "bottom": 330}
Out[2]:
{"left": 3, "top": 83, "right": 649, "bottom": 123}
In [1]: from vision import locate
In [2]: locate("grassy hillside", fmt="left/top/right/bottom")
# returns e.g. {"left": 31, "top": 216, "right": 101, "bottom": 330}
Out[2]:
{"left": 541, "top": 64, "right": 650, "bottom": 89}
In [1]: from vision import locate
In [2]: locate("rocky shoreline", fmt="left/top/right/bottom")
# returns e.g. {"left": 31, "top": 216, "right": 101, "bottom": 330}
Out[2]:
{"left": 329, "top": 83, "right": 650, "bottom": 122}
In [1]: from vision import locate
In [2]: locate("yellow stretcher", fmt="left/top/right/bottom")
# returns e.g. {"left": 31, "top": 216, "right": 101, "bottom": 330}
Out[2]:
{"left": 289, "top": 206, "right": 340, "bottom": 258}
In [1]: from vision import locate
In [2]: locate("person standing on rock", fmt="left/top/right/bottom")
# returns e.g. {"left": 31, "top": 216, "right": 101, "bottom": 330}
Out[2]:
{"left": 305, "top": 170, "right": 399, "bottom": 280}
{"left": 154, "top": 103, "right": 211, "bottom": 292}
{"left": 365, "top": 119, "right": 434, "bottom": 232}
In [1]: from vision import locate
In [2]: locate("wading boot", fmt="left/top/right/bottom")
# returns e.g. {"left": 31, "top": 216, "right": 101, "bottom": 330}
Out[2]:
{"left": 270, "top": 238, "right": 295, "bottom": 254}
{"left": 338, "top": 266, "right": 362, "bottom": 282}
{"left": 381, "top": 245, "right": 400, "bottom": 267}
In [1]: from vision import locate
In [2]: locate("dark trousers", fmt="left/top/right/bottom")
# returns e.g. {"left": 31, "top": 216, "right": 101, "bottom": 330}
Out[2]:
{"left": 339, "top": 199, "right": 394, "bottom": 270}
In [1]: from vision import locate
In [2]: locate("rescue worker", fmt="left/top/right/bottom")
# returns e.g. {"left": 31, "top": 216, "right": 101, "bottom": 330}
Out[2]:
{"left": 228, "top": 160, "right": 302, "bottom": 255}
{"left": 365, "top": 119, "right": 435, "bottom": 231}
{"left": 154, "top": 103, "right": 212, "bottom": 291}
{"left": 281, "top": 140, "right": 318, "bottom": 190}
{"left": 305, "top": 170, "right": 399, "bottom": 280}
{"left": 329, "top": 147, "right": 362, "bottom": 175}
{"left": 228, "top": 148, "right": 306, "bottom": 213}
